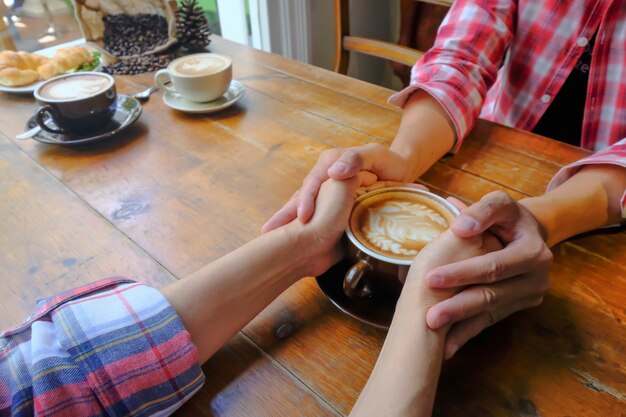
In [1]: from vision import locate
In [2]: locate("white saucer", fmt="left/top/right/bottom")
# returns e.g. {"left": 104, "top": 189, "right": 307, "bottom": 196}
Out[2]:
{"left": 162, "top": 80, "right": 245, "bottom": 114}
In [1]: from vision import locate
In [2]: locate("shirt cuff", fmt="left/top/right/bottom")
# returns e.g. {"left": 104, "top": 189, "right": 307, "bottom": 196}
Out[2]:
{"left": 50, "top": 280, "right": 205, "bottom": 416}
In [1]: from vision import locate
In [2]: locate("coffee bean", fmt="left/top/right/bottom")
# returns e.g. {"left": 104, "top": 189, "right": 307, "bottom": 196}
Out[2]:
{"left": 101, "top": 13, "right": 171, "bottom": 75}
{"left": 102, "top": 53, "right": 173, "bottom": 75}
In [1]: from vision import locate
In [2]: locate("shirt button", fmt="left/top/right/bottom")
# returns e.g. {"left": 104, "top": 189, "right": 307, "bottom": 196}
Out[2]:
{"left": 541, "top": 94, "right": 551, "bottom": 103}
{"left": 577, "top": 37, "right": 588, "bottom": 47}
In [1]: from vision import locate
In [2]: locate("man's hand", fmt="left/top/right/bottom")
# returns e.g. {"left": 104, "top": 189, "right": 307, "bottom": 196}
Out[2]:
{"left": 262, "top": 144, "right": 410, "bottom": 234}
{"left": 424, "top": 191, "right": 553, "bottom": 359}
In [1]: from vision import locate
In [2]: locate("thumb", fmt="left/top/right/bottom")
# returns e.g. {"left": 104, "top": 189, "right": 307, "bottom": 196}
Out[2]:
{"left": 451, "top": 191, "right": 519, "bottom": 237}
{"left": 327, "top": 144, "right": 390, "bottom": 180}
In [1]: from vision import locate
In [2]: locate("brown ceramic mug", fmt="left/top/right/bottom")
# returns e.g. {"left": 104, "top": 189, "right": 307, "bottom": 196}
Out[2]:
{"left": 34, "top": 72, "right": 116, "bottom": 135}
{"left": 343, "top": 187, "right": 460, "bottom": 298}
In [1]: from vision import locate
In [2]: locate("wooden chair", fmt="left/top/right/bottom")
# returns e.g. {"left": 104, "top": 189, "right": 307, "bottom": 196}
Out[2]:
{"left": 333, "top": 0, "right": 452, "bottom": 76}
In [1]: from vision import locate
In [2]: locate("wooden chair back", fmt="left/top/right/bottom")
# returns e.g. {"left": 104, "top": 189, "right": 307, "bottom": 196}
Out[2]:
{"left": 333, "top": 0, "right": 452, "bottom": 75}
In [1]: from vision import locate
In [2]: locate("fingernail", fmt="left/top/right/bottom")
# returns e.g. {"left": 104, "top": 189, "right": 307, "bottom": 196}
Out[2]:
{"left": 427, "top": 274, "right": 444, "bottom": 287}
{"left": 296, "top": 205, "right": 303, "bottom": 220}
{"left": 329, "top": 161, "right": 348, "bottom": 176}
{"left": 454, "top": 215, "right": 478, "bottom": 233}
{"left": 437, "top": 314, "right": 450, "bottom": 328}
{"left": 445, "top": 344, "right": 459, "bottom": 360}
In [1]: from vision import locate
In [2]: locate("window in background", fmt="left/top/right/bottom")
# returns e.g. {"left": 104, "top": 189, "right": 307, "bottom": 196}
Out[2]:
{"left": 2, "top": 0, "right": 80, "bottom": 51}
{"left": 1, "top": 0, "right": 258, "bottom": 53}
{"left": 186, "top": 0, "right": 253, "bottom": 43}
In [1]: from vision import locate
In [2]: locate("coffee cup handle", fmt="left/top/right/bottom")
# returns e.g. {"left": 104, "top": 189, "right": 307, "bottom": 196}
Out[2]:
{"left": 154, "top": 69, "right": 177, "bottom": 95}
{"left": 35, "top": 106, "right": 66, "bottom": 134}
{"left": 343, "top": 259, "right": 373, "bottom": 298}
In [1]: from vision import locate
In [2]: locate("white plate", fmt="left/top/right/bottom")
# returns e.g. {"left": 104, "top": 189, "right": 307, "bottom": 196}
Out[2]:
{"left": 0, "top": 39, "right": 102, "bottom": 94}
{"left": 162, "top": 80, "right": 246, "bottom": 114}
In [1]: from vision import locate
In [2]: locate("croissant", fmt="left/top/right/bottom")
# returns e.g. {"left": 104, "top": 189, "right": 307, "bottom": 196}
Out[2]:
{"left": 0, "top": 51, "right": 49, "bottom": 87}
{"left": 37, "top": 46, "right": 92, "bottom": 80}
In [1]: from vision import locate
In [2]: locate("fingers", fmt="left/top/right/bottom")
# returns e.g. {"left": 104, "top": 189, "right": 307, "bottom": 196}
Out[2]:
{"left": 443, "top": 295, "right": 544, "bottom": 359}
{"left": 327, "top": 143, "right": 386, "bottom": 179}
{"left": 297, "top": 149, "right": 345, "bottom": 223}
{"left": 298, "top": 174, "right": 326, "bottom": 223}
{"left": 450, "top": 190, "right": 520, "bottom": 237}
{"left": 327, "top": 143, "right": 409, "bottom": 182}
{"left": 425, "top": 239, "right": 552, "bottom": 288}
{"left": 261, "top": 192, "right": 299, "bottom": 234}
{"left": 425, "top": 272, "right": 548, "bottom": 329}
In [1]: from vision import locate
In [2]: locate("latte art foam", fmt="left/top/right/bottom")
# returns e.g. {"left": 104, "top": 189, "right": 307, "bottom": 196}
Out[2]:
{"left": 172, "top": 56, "right": 229, "bottom": 76}
{"left": 39, "top": 75, "right": 110, "bottom": 100}
{"left": 349, "top": 190, "right": 455, "bottom": 261}
{"left": 363, "top": 200, "right": 448, "bottom": 257}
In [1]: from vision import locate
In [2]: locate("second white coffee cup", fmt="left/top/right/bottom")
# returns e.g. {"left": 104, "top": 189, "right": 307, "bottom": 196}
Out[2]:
{"left": 155, "top": 53, "right": 232, "bottom": 102}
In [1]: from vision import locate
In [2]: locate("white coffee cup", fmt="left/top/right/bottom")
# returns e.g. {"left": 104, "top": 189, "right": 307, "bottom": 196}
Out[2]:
{"left": 154, "top": 53, "right": 232, "bottom": 102}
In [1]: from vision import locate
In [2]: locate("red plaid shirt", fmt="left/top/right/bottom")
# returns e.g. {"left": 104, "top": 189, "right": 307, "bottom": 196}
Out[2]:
{"left": 389, "top": 0, "right": 626, "bottom": 218}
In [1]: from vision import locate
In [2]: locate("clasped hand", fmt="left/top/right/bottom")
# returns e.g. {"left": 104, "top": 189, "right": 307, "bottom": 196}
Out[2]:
{"left": 270, "top": 144, "right": 553, "bottom": 359}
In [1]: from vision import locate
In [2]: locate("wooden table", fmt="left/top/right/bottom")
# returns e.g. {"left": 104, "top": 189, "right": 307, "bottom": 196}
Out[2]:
{"left": 1, "top": 37, "right": 624, "bottom": 416}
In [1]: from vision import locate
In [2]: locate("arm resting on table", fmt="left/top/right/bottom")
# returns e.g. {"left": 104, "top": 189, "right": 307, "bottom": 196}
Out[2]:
{"left": 521, "top": 139, "right": 626, "bottom": 247}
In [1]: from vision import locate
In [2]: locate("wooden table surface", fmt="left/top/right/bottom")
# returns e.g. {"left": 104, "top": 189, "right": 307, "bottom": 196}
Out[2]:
{"left": 1, "top": 37, "right": 624, "bottom": 416}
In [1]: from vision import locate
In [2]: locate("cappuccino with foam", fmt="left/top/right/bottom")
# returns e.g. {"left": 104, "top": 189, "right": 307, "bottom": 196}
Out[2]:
{"left": 155, "top": 53, "right": 233, "bottom": 102}
{"left": 171, "top": 55, "right": 230, "bottom": 76}
{"left": 349, "top": 189, "right": 456, "bottom": 261}
{"left": 38, "top": 74, "right": 111, "bottom": 101}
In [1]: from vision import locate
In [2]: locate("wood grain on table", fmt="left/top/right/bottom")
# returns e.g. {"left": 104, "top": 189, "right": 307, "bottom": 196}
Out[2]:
{"left": 1, "top": 36, "right": 624, "bottom": 416}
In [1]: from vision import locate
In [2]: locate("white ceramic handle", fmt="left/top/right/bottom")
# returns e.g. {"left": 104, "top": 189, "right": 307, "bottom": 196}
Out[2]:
{"left": 154, "top": 69, "right": 177, "bottom": 95}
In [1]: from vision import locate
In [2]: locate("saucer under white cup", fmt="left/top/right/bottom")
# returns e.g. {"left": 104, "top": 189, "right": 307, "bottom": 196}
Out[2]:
{"left": 162, "top": 80, "right": 245, "bottom": 114}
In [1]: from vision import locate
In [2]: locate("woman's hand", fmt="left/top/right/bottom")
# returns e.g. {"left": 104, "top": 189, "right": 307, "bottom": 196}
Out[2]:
{"left": 291, "top": 175, "right": 364, "bottom": 277}
{"left": 263, "top": 144, "right": 411, "bottom": 234}
{"left": 293, "top": 178, "right": 429, "bottom": 277}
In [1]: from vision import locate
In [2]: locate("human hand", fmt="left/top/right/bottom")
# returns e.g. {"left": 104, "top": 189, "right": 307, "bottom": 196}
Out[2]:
{"left": 403, "top": 226, "right": 501, "bottom": 311}
{"left": 293, "top": 174, "right": 368, "bottom": 277}
{"left": 424, "top": 191, "right": 553, "bottom": 359}
{"left": 262, "top": 144, "right": 411, "bottom": 234}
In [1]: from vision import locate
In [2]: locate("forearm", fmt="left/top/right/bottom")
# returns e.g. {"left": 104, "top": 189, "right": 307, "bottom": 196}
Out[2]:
{"left": 521, "top": 164, "right": 626, "bottom": 247}
{"left": 390, "top": 90, "right": 455, "bottom": 181}
{"left": 350, "top": 276, "right": 452, "bottom": 417}
{"left": 162, "top": 223, "right": 309, "bottom": 363}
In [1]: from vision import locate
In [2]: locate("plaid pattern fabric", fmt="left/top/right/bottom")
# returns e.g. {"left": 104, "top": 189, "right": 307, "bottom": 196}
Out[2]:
{"left": 389, "top": 0, "right": 626, "bottom": 216}
{"left": 0, "top": 278, "right": 204, "bottom": 417}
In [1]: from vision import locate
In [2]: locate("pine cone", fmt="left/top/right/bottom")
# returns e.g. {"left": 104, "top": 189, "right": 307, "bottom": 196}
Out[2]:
{"left": 177, "top": 0, "right": 211, "bottom": 51}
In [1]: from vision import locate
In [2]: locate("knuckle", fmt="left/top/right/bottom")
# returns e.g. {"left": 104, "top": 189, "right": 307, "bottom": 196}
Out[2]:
{"left": 537, "top": 246, "right": 554, "bottom": 267}
{"left": 342, "top": 149, "right": 364, "bottom": 167}
{"left": 486, "top": 190, "right": 513, "bottom": 206}
{"left": 484, "top": 259, "right": 504, "bottom": 282}
{"left": 482, "top": 286, "right": 498, "bottom": 307}
{"left": 481, "top": 191, "right": 517, "bottom": 218}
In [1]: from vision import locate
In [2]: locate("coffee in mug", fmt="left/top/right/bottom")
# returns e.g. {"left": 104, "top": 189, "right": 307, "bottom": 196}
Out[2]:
{"left": 34, "top": 72, "right": 116, "bottom": 135}
{"left": 171, "top": 54, "right": 230, "bottom": 76}
{"left": 154, "top": 53, "right": 232, "bottom": 102}
{"left": 38, "top": 74, "right": 111, "bottom": 101}
{"left": 343, "top": 187, "right": 460, "bottom": 297}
